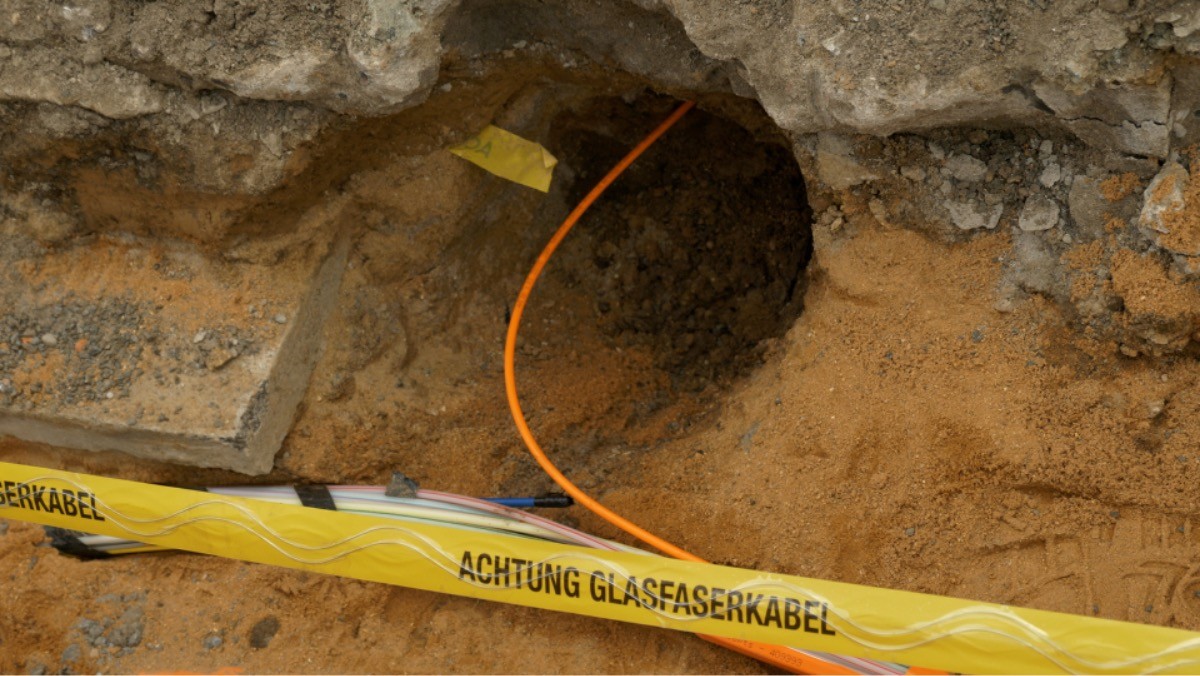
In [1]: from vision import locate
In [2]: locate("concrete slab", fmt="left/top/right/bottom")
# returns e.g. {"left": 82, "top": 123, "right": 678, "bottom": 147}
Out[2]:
{"left": 0, "top": 234, "right": 347, "bottom": 474}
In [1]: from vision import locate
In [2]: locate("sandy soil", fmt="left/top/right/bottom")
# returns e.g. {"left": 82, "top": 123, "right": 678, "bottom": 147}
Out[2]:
{"left": 3, "top": 102, "right": 1200, "bottom": 674}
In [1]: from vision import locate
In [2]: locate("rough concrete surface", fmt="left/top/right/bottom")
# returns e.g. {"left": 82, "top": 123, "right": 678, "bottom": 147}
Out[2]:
{"left": 0, "top": 228, "right": 347, "bottom": 474}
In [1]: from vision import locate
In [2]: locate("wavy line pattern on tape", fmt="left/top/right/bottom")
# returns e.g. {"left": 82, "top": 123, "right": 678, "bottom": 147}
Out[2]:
{"left": 6, "top": 476, "right": 1200, "bottom": 674}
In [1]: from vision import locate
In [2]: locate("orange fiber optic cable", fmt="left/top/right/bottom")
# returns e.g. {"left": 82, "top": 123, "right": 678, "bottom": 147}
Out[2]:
{"left": 502, "top": 100, "right": 865, "bottom": 674}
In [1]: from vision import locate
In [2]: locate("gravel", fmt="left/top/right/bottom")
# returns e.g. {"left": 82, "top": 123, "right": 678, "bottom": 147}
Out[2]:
{"left": 0, "top": 297, "right": 153, "bottom": 408}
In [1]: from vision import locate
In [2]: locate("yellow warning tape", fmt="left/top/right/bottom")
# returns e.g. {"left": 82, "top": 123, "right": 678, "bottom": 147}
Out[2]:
{"left": 2, "top": 460, "right": 1199, "bottom": 674}
{"left": 448, "top": 125, "right": 558, "bottom": 192}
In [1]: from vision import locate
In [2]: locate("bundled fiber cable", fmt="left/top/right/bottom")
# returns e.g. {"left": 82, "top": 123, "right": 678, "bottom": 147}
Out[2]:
{"left": 44, "top": 482, "right": 907, "bottom": 674}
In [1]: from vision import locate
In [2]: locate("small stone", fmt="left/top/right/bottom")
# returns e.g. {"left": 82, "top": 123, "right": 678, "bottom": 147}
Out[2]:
{"left": 61, "top": 644, "right": 81, "bottom": 664}
{"left": 900, "top": 165, "right": 926, "bottom": 182}
{"left": 193, "top": 330, "right": 207, "bottom": 344}
{"left": 385, "top": 472, "right": 420, "bottom": 498}
{"left": 816, "top": 133, "right": 879, "bottom": 189}
{"left": 1139, "top": 162, "right": 1199, "bottom": 255}
{"left": 1110, "top": 510, "right": 1121, "bottom": 519}
{"left": 203, "top": 633, "right": 223, "bottom": 650}
{"left": 944, "top": 154, "right": 988, "bottom": 182}
{"left": 1018, "top": 195, "right": 1060, "bottom": 231}
{"left": 40, "top": 333, "right": 57, "bottom": 346}
{"left": 946, "top": 200, "right": 1003, "bottom": 230}
{"left": 1145, "top": 399, "right": 1166, "bottom": 418}
{"left": 1038, "top": 140, "right": 1054, "bottom": 156}
{"left": 904, "top": 527, "right": 916, "bottom": 537}
{"left": 1038, "top": 163, "right": 1062, "bottom": 188}
{"left": 249, "top": 616, "right": 280, "bottom": 649}
{"left": 273, "top": 314, "right": 287, "bottom": 325}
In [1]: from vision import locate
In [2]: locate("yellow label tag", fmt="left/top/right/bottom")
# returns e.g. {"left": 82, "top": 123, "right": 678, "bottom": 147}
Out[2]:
{"left": 3, "top": 460, "right": 1200, "bottom": 674}
{"left": 448, "top": 125, "right": 557, "bottom": 192}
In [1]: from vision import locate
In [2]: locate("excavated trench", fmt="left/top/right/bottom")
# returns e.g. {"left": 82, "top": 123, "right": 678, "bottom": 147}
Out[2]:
{"left": 7, "top": 1, "right": 1200, "bottom": 670}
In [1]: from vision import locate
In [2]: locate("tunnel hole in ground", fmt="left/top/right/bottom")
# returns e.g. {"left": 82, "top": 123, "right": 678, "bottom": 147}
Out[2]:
{"left": 538, "top": 93, "right": 813, "bottom": 389}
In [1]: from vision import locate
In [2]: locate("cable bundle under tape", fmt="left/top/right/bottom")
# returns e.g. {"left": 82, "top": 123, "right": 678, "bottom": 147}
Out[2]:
{"left": 9, "top": 463, "right": 1200, "bottom": 675}
{"left": 38, "top": 481, "right": 908, "bottom": 675}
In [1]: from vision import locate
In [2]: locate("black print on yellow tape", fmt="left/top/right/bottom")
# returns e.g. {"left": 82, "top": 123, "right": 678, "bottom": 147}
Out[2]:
{"left": 3, "top": 461, "right": 1200, "bottom": 675}
{"left": 0, "top": 478, "right": 105, "bottom": 521}
{"left": 459, "top": 550, "right": 838, "bottom": 635}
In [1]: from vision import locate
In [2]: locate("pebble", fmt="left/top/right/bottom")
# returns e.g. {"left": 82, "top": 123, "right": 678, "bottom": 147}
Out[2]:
{"left": 193, "top": 330, "right": 207, "bottom": 344}
{"left": 1018, "top": 195, "right": 1060, "bottom": 231}
{"left": 40, "top": 333, "right": 57, "bottom": 346}
{"left": 61, "top": 644, "right": 81, "bottom": 664}
{"left": 273, "top": 314, "right": 287, "bottom": 325}
{"left": 1038, "top": 163, "right": 1061, "bottom": 187}
{"left": 944, "top": 154, "right": 988, "bottom": 182}
{"left": 203, "top": 634, "right": 223, "bottom": 650}
{"left": 904, "top": 527, "right": 916, "bottom": 537}
{"left": 945, "top": 200, "right": 1003, "bottom": 230}
{"left": 249, "top": 616, "right": 281, "bottom": 649}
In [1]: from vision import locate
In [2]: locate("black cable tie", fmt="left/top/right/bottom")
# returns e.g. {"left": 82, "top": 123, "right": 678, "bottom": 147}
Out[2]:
{"left": 294, "top": 484, "right": 337, "bottom": 511}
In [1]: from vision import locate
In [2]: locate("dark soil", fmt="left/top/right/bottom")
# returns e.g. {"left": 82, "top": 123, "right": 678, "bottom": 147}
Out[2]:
{"left": 548, "top": 97, "right": 812, "bottom": 387}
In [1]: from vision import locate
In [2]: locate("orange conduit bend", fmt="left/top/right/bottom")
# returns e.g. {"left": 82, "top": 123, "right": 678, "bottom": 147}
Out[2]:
{"left": 501, "top": 100, "right": 861, "bottom": 675}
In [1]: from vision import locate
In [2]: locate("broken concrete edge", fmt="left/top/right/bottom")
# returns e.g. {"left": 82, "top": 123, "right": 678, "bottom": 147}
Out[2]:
{"left": 0, "top": 234, "right": 351, "bottom": 476}
{"left": 0, "top": 412, "right": 255, "bottom": 472}
{"left": 239, "top": 234, "right": 351, "bottom": 475}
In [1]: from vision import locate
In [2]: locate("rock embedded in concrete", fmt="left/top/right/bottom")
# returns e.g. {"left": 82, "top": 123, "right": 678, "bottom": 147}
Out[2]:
{"left": 815, "top": 133, "right": 879, "bottom": 190}
{"left": 1039, "top": 163, "right": 1062, "bottom": 188}
{"left": 946, "top": 200, "right": 1003, "bottom": 231}
{"left": 944, "top": 154, "right": 988, "bottom": 183}
{"left": 0, "top": 235, "right": 348, "bottom": 475}
{"left": 1018, "top": 195, "right": 1061, "bottom": 232}
{"left": 1132, "top": 160, "right": 1190, "bottom": 250}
